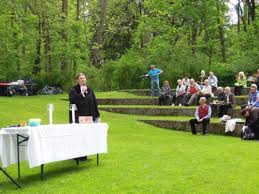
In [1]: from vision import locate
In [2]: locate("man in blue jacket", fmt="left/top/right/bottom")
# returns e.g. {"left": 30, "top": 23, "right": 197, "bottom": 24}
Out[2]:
{"left": 145, "top": 65, "right": 163, "bottom": 96}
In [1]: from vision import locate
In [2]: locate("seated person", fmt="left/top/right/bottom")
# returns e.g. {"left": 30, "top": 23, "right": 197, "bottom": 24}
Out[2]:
{"left": 253, "top": 69, "right": 259, "bottom": 89}
{"left": 240, "top": 107, "right": 259, "bottom": 139}
{"left": 159, "top": 80, "right": 171, "bottom": 106}
{"left": 171, "top": 79, "right": 186, "bottom": 106}
{"left": 216, "top": 87, "right": 235, "bottom": 117}
{"left": 18, "top": 84, "right": 28, "bottom": 96}
{"left": 7, "top": 86, "right": 16, "bottom": 96}
{"left": 234, "top": 71, "right": 247, "bottom": 96}
{"left": 182, "top": 76, "right": 190, "bottom": 91}
{"left": 189, "top": 97, "right": 212, "bottom": 135}
{"left": 198, "top": 79, "right": 214, "bottom": 102}
{"left": 197, "top": 70, "right": 207, "bottom": 88}
{"left": 184, "top": 79, "right": 201, "bottom": 106}
{"left": 248, "top": 84, "right": 259, "bottom": 107}
{"left": 208, "top": 71, "right": 218, "bottom": 93}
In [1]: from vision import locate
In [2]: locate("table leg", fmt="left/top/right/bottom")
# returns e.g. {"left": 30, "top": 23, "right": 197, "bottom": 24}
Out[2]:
{"left": 41, "top": 164, "right": 44, "bottom": 180}
{"left": 0, "top": 167, "right": 21, "bottom": 188}
{"left": 17, "top": 135, "right": 20, "bottom": 179}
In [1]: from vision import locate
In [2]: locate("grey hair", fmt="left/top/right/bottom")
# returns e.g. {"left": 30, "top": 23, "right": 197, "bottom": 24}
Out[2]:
{"left": 200, "top": 97, "right": 207, "bottom": 102}
{"left": 251, "top": 84, "right": 257, "bottom": 89}
{"left": 225, "top": 86, "right": 231, "bottom": 91}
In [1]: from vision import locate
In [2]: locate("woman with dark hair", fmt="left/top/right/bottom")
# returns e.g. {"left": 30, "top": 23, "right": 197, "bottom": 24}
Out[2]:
{"left": 69, "top": 73, "right": 100, "bottom": 123}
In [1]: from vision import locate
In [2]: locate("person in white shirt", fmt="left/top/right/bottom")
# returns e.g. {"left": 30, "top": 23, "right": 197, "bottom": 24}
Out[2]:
{"left": 198, "top": 79, "right": 214, "bottom": 102}
{"left": 171, "top": 79, "right": 186, "bottom": 106}
{"left": 208, "top": 71, "right": 218, "bottom": 93}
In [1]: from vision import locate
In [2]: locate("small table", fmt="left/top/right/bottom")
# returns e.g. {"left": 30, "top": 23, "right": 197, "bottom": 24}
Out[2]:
{"left": 0, "top": 123, "right": 108, "bottom": 181}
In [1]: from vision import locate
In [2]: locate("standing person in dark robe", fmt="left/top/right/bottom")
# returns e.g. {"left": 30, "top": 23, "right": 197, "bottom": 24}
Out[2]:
{"left": 69, "top": 72, "right": 100, "bottom": 124}
{"left": 69, "top": 73, "right": 100, "bottom": 161}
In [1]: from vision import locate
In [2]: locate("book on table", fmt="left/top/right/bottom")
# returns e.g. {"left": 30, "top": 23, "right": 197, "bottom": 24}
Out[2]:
{"left": 79, "top": 116, "right": 93, "bottom": 124}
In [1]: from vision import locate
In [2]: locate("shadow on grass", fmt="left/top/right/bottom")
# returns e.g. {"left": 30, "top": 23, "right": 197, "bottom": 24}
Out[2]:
{"left": 0, "top": 158, "right": 99, "bottom": 192}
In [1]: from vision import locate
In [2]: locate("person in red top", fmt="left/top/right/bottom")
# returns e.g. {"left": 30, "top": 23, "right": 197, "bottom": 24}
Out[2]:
{"left": 184, "top": 78, "right": 201, "bottom": 106}
{"left": 190, "top": 97, "right": 212, "bottom": 135}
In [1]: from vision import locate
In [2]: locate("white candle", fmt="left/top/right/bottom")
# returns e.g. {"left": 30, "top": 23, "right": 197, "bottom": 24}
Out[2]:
{"left": 72, "top": 107, "right": 75, "bottom": 124}
{"left": 49, "top": 109, "right": 53, "bottom": 125}
{"left": 47, "top": 104, "right": 54, "bottom": 125}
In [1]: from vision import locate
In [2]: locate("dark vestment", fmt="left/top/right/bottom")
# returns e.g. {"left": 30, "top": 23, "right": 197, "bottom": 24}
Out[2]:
{"left": 69, "top": 84, "right": 100, "bottom": 123}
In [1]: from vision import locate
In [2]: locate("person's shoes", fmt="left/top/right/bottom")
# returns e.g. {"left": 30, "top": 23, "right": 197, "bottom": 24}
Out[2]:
{"left": 179, "top": 103, "right": 182, "bottom": 106}
{"left": 171, "top": 103, "right": 175, "bottom": 106}
{"left": 185, "top": 103, "right": 189, "bottom": 106}
{"left": 202, "top": 132, "right": 207, "bottom": 135}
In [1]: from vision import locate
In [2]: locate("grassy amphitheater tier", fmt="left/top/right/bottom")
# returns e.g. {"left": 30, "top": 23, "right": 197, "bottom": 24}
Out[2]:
{"left": 120, "top": 87, "right": 251, "bottom": 96}
{"left": 97, "top": 96, "right": 248, "bottom": 106}
{"left": 97, "top": 90, "right": 245, "bottom": 137}
{"left": 99, "top": 105, "right": 242, "bottom": 118}
{"left": 139, "top": 119, "right": 243, "bottom": 137}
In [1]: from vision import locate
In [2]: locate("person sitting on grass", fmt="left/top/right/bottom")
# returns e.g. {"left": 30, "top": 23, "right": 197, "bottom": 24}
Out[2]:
{"left": 171, "top": 79, "right": 186, "bottom": 106}
{"left": 184, "top": 79, "right": 201, "bottom": 106}
{"left": 158, "top": 80, "right": 171, "bottom": 106}
{"left": 234, "top": 71, "right": 247, "bottom": 96}
{"left": 189, "top": 97, "right": 212, "bottom": 135}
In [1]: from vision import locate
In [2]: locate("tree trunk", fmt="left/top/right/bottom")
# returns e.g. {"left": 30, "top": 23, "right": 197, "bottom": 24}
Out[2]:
{"left": 241, "top": 0, "right": 247, "bottom": 32}
{"left": 61, "top": 0, "right": 68, "bottom": 73}
{"left": 43, "top": 17, "right": 52, "bottom": 73}
{"left": 33, "top": 16, "right": 42, "bottom": 74}
{"left": 191, "top": 24, "right": 197, "bottom": 56}
{"left": 236, "top": 0, "right": 241, "bottom": 33}
{"left": 250, "top": 0, "right": 256, "bottom": 22}
{"left": 76, "top": 0, "right": 80, "bottom": 20}
{"left": 90, "top": 0, "right": 108, "bottom": 68}
{"left": 216, "top": 1, "right": 226, "bottom": 62}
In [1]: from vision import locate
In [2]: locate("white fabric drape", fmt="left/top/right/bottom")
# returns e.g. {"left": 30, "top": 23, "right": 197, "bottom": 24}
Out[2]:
{"left": 0, "top": 123, "right": 108, "bottom": 168}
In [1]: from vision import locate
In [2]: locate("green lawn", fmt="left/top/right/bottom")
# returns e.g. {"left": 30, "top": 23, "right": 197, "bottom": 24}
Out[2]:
{"left": 0, "top": 94, "right": 259, "bottom": 193}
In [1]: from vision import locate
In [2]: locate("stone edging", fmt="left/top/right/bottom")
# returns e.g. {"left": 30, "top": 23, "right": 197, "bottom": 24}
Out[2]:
{"left": 99, "top": 107, "right": 241, "bottom": 117}
{"left": 97, "top": 97, "right": 247, "bottom": 106}
{"left": 139, "top": 120, "right": 243, "bottom": 137}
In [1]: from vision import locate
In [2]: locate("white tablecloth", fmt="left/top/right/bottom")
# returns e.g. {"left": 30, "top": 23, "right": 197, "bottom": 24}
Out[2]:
{"left": 0, "top": 123, "right": 108, "bottom": 168}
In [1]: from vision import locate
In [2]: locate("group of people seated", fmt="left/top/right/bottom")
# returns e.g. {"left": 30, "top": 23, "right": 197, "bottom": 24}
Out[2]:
{"left": 158, "top": 70, "right": 259, "bottom": 138}
{"left": 234, "top": 69, "right": 259, "bottom": 95}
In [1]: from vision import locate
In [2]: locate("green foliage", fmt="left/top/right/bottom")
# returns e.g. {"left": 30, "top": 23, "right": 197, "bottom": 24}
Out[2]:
{"left": 0, "top": 0, "right": 258, "bottom": 90}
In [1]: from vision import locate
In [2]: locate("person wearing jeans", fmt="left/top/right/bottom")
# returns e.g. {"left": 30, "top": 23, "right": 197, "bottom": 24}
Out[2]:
{"left": 190, "top": 97, "right": 212, "bottom": 135}
{"left": 145, "top": 65, "right": 163, "bottom": 96}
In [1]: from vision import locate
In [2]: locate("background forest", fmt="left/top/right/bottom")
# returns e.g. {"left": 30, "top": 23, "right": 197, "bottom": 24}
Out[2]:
{"left": 0, "top": 0, "right": 258, "bottom": 90}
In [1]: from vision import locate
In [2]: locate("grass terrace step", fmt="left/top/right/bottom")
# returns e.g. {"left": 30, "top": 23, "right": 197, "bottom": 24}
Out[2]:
{"left": 99, "top": 105, "right": 242, "bottom": 118}
{"left": 121, "top": 87, "right": 251, "bottom": 96}
{"left": 97, "top": 96, "right": 248, "bottom": 106}
{"left": 140, "top": 119, "right": 243, "bottom": 137}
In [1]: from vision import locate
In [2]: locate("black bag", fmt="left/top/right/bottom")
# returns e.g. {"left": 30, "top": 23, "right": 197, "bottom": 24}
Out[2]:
{"left": 241, "top": 127, "right": 255, "bottom": 140}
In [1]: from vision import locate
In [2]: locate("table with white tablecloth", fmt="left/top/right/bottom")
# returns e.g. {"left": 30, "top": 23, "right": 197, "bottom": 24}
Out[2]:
{"left": 0, "top": 123, "right": 108, "bottom": 179}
